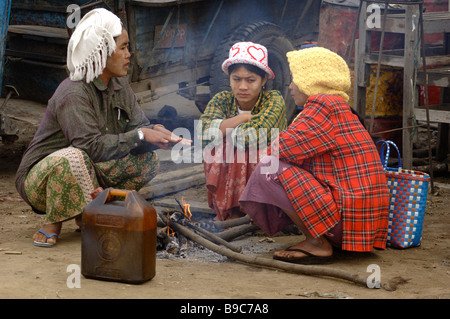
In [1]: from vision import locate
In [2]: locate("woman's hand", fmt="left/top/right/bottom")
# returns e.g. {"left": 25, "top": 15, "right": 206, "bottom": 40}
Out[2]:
{"left": 236, "top": 113, "right": 253, "bottom": 123}
{"left": 142, "top": 125, "right": 192, "bottom": 149}
{"left": 153, "top": 124, "right": 192, "bottom": 147}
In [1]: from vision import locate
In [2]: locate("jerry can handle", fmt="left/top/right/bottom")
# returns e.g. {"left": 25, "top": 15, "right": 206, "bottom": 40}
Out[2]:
{"left": 103, "top": 188, "right": 131, "bottom": 204}
{"left": 109, "top": 189, "right": 129, "bottom": 198}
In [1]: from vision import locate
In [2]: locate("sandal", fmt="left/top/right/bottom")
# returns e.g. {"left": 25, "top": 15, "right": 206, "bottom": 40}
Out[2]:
{"left": 33, "top": 230, "right": 58, "bottom": 248}
{"left": 273, "top": 247, "right": 333, "bottom": 265}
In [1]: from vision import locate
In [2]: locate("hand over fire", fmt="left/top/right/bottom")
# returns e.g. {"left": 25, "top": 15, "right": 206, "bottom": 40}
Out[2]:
{"left": 141, "top": 124, "right": 192, "bottom": 150}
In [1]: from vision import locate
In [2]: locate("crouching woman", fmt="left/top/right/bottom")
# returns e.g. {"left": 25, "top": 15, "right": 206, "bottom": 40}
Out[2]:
{"left": 240, "top": 47, "right": 390, "bottom": 264}
{"left": 15, "top": 9, "right": 189, "bottom": 247}
{"left": 198, "top": 42, "right": 287, "bottom": 221}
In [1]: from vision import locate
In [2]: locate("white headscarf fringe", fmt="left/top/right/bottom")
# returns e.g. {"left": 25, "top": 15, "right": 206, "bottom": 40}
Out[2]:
{"left": 72, "top": 29, "right": 116, "bottom": 83}
{"left": 67, "top": 8, "right": 122, "bottom": 83}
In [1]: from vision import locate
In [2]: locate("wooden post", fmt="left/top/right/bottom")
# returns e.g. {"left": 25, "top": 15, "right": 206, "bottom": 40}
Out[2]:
{"left": 356, "top": 1, "right": 370, "bottom": 117}
{"left": 402, "top": 5, "right": 420, "bottom": 169}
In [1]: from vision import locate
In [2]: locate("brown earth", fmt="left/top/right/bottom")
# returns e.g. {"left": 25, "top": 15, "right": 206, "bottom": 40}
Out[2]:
{"left": 0, "top": 106, "right": 449, "bottom": 301}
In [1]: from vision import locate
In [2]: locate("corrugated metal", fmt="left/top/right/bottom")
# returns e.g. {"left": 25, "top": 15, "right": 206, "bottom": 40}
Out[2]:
{"left": 1, "top": 0, "right": 12, "bottom": 96}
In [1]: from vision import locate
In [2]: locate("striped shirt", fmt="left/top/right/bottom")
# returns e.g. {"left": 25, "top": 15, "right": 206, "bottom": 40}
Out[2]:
{"left": 197, "top": 90, "right": 287, "bottom": 150}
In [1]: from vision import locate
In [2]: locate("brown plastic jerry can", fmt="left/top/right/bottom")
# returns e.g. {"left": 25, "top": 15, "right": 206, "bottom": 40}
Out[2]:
{"left": 81, "top": 188, "right": 157, "bottom": 284}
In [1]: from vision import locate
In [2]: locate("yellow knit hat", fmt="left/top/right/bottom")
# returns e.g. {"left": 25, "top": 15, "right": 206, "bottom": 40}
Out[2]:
{"left": 286, "top": 47, "right": 351, "bottom": 101}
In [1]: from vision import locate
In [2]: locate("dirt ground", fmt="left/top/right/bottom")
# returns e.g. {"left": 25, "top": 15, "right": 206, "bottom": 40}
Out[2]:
{"left": 0, "top": 112, "right": 449, "bottom": 301}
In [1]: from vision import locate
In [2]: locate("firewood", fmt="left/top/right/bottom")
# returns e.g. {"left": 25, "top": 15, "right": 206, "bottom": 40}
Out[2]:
{"left": 216, "top": 224, "right": 260, "bottom": 241}
{"left": 153, "top": 198, "right": 215, "bottom": 217}
{"left": 159, "top": 214, "right": 379, "bottom": 289}
{"left": 174, "top": 217, "right": 242, "bottom": 253}
{"left": 209, "top": 215, "right": 252, "bottom": 230}
{"left": 139, "top": 172, "right": 205, "bottom": 199}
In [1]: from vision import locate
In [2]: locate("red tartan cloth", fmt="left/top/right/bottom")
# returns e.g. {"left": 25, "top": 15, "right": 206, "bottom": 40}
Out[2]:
{"left": 203, "top": 140, "right": 261, "bottom": 220}
{"left": 277, "top": 94, "right": 390, "bottom": 252}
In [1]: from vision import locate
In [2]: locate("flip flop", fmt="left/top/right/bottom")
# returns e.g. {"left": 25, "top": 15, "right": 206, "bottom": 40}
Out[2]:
{"left": 33, "top": 230, "right": 58, "bottom": 248}
{"left": 273, "top": 247, "right": 333, "bottom": 265}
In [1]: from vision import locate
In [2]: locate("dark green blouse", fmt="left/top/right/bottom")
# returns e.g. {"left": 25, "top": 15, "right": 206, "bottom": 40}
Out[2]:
{"left": 16, "top": 76, "right": 153, "bottom": 204}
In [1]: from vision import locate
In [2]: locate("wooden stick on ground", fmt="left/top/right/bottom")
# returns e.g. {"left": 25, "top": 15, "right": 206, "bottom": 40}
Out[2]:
{"left": 177, "top": 218, "right": 242, "bottom": 253}
{"left": 160, "top": 214, "right": 381, "bottom": 290}
{"left": 210, "top": 215, "right": 252, "bottom": 229}
{"left": 216, "top": 224, "right": 260, "bottom": 242}
{"left": 171, "top": 198, "right": 256, "bottom": 242}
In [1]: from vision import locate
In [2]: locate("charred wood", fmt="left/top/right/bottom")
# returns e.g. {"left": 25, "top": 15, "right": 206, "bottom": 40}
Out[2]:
{"left": 167, "top": 212, "right": 242, "bottom": 253}
{"left": 209, "top": 215, "right": 252, "bottom": 230}
{"left": 158, "top": 214, "right": 395, "bottom": 290}
{"left": 215, "top": 224, "right": 260, "bottom": 242}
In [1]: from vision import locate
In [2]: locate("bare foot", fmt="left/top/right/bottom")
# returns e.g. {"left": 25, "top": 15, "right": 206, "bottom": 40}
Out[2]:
{"left": 33, "top": 222, "right": 62, "bottom": 247}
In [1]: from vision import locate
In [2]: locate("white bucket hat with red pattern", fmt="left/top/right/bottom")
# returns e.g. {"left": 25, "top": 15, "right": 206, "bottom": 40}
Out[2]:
{"left": 222, "top": 42, "right": 275, "bottom": 80}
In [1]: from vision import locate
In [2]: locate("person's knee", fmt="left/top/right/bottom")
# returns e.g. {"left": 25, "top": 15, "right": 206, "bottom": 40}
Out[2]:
{"left": 139, "top": 151, "right": 160, "bottom": 183}
{"left": 259, "top": 155, "right": 280, "bottom": 174}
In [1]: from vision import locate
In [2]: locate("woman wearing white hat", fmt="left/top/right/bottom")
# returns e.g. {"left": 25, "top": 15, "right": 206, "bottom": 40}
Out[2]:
{"left": 15, "top": 8, "right": 190, "bottom": 247}
{"left": 198, "top": 42, "right": 287, "bottom": 221}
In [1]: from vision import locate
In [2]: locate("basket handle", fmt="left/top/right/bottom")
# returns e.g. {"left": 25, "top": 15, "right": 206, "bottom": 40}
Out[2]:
{"left": 376, "top": 140, "right": 402, "bottom": 169}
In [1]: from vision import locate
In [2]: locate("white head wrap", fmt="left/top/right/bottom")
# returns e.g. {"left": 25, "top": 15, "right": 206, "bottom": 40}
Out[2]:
{"left": 67, "top": 8, "right": 122, "bottom": 83}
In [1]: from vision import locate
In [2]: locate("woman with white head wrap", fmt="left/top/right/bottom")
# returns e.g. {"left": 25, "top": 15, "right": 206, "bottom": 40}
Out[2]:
{"left": 15, "top": 8, "right": 191, "bottom": 247}
{"left": 67, "top": 8, "right": 123, "bottom": 83}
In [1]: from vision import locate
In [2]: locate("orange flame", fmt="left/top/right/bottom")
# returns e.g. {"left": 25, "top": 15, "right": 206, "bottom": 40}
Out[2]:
{"left": 181, "top": 196, "right": 192, "bottom": 221}
{"left": 166, "top": 212, "right": 175, "bottom": 237}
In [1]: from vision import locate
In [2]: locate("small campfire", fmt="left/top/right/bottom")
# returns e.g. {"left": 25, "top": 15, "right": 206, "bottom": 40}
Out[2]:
{"left": 156, "top": 196, "right": 260, "bottom": 261}
{"left": 165, "top": 197, "right": 192, "bottom": 237}
{"left": 152, "top": 195, "right": 397, "bottom": 290}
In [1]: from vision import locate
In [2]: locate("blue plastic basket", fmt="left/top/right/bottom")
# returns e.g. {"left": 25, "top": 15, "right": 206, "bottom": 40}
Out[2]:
{"left": 377, "top": 140, "right": 430, "bottom": 249}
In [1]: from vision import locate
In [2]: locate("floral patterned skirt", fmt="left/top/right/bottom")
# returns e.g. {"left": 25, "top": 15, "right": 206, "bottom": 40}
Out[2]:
{"left": 24, "top": 147, "right": 159, "bottom": 223}
{"left": 203, "top": 140, "right": 264, "bottom": 220}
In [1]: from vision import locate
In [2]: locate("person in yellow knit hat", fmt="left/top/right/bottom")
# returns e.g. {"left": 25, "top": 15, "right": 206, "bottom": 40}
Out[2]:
{"left": 288, "top": 46, "right": 351, "bottom": 101}
{"left": 240, "top": 47, "right": 390, "bottom": 264}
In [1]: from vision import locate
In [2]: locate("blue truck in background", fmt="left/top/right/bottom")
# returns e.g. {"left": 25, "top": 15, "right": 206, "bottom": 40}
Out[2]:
{"left": 0, "top": 0, "right": 321, "bottom": 143}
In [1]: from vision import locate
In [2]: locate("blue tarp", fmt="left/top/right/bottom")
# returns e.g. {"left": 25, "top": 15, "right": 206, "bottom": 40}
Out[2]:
{"left": 0, "top": 0, "right": 12, "bottom": 96}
